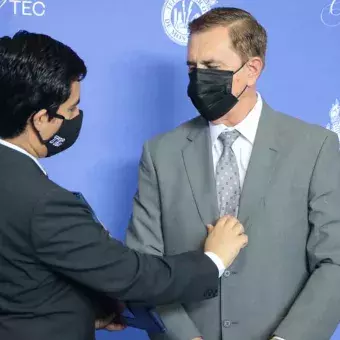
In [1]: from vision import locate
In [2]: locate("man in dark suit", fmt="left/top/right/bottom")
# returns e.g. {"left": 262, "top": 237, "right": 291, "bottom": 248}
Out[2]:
{"left": 0, "top": 31, "right": 248, "bottom": 340}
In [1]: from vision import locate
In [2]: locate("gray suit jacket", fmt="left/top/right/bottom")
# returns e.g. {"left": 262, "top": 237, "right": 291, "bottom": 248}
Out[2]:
{"left": 126, "top": 102, "right": 340, "bottom": 340}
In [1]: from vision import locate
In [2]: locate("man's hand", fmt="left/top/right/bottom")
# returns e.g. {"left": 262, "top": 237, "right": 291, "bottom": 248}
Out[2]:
{"left": 95, "top": 300, "right": 126, "bottom": 332}
{"left": 205, "top": 215, "right": 248, "bottom": 268}
{"left": 95, "top": 313, "right": 126, "bottom": 331}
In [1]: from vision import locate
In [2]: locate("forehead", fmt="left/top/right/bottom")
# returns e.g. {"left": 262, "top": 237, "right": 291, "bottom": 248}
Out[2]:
{"left": 187, "top": 26, "right": 236, "bottom": 61}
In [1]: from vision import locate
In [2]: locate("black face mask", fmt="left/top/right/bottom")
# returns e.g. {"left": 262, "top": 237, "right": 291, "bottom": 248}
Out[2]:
{"left": 187, "top": 64, "right": 247, "bottom": 121}
{"left": 32, "top": 110, "right": 83, "bottom": 157}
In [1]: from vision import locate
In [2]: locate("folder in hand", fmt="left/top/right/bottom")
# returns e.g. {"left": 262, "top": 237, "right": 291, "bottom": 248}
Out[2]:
{"left": 121, "top": 304, "right": 166, "bottom": 333}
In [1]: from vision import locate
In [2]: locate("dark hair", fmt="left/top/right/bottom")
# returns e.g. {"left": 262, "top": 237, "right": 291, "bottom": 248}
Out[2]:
{"left": 189, "top": 7, "right": 267, "bottom": 67}
{"left": 0, "top": 30, "right": 87, "bottom": 139}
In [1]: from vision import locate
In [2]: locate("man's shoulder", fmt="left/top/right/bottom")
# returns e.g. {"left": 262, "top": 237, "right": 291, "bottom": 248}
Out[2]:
{"left": 273, "top": 109, "right": 335, "bottom": 143}
{"left": 0, "top": 145, "right": 73, "bottom": 204}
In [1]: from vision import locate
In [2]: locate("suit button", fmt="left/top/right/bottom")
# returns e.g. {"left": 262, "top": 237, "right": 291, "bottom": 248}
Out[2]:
{"left": 223, "top": 320, "right": 231, "bottom": 328}
{"left": 223, "top": 270, "right": 231, "bottom": 278}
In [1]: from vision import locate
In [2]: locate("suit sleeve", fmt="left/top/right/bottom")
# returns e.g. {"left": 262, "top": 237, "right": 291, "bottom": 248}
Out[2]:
{"left": 29, "top": 184, "right": 218, "bottom": 308}
{"left": 126, "top": 142, "right": 204, "bottom": 340}
{"left": 274, "top": 132, "right": 340, "bottom": 340}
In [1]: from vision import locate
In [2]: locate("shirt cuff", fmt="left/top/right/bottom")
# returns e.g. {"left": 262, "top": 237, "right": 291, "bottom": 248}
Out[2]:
{"left": 272, "top": 336, "right": 285, "bottom": 340}
{"left": 204, "top": 252, "right": 226, "bottom": 277}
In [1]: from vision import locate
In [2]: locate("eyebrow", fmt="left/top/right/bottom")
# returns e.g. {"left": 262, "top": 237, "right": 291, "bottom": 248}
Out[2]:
{"left": 187, "top": 59, "right": 223, "bottom": 67}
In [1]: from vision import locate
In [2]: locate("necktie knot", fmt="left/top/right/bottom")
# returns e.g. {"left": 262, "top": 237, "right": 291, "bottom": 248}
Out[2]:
{"left": 218, "top": 130, "right": 240, "bottom": 148}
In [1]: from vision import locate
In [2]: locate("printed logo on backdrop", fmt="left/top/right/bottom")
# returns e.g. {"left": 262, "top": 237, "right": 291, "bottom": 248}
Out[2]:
{"left": 326, "top": 99, "right": 340, "bottom": 144}
{"left": 321, "top": 0, "right": 340, "bottom": 27}
{"left": 162, "top": 0, "right": 218, "bottom": 46}
{"left": 0, "top": 0, "right": 46, "bottom": 16}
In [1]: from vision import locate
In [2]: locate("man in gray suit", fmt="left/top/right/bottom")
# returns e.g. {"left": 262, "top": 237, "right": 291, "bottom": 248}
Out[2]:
{"left": 126, "top": 7, "right": 340, "bottom": 340}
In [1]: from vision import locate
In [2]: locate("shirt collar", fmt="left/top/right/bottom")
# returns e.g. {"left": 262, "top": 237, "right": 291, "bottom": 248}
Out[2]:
{"left": 209, "top": 92, "right": 263, "bottom": 146}
{"left": 0, "top": 139, "right": 47, "bottom": 175}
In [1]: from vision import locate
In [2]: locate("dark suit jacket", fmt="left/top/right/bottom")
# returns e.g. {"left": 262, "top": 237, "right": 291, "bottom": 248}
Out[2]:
{"left": 0, "top": 144, "right": 218, "bottom": 340}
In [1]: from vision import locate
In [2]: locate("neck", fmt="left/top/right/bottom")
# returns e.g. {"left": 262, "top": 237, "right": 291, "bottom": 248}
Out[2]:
{"left": 5, "top": 134, "right": 39, "bottom": 158}
{"left": 214, "top": 90, "right": 258, "bottom": 127}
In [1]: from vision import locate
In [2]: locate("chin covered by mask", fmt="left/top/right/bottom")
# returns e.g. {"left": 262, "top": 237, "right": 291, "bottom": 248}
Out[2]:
{"left": 187, "top": 64, "right": 247, "bottom": 121}
{"left": 32, "top": 110, "right": 83, "bottom": 157}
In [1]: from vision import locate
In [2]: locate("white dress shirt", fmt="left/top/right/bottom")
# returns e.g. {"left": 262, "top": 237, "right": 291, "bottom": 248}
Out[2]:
{"left": 210, "top": 92, "right": 263, "bottom": 189}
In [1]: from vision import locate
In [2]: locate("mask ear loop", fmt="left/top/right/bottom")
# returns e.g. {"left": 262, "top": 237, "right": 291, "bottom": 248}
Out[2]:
{"left": 30, "top": 111, "right": 65, "bottom": 144}
{"left": 237, "top": 85, "right": 248, "bottom": 99}
{"left": 49, "top": 112, "right": 65, "bottom": 120}
{"left": 233, "top": 61, "right": 248, "bottom": 75}
{"left": 233, "top": 61, "right": 249, "bottom": 99}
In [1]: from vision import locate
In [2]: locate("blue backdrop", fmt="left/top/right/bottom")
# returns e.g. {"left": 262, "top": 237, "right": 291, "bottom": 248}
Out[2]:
{"left": 0, "top": 0, "right": 340, "bottom": 339}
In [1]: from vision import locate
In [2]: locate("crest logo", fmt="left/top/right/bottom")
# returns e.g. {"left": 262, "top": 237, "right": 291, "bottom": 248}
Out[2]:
{"left": 326, "top": 99, "right": 340, "bottom": 142}
{"left": 321, "top": 0, "right": 340, "bottom": 27}
{"left": 162, "top": 0, "right": 218, "bottom": 46}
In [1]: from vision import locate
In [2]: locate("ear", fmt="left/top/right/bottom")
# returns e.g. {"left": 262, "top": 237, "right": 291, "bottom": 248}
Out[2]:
{"left": 246, "top": 57, "right": 263, "bottom": 86}
{"left": 32, "top": 109, "right": 49, "bottom": 126}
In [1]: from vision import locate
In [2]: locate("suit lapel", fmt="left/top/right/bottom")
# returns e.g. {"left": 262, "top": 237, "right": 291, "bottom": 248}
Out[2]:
{"left": 238, "top": 102, "right": 281, "bottom": 229}
{"left": 182, "top": 102, "right": 281, "bottom": 229}
{"left": 182, "top": 118, "right": 219, "bottom": 226}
